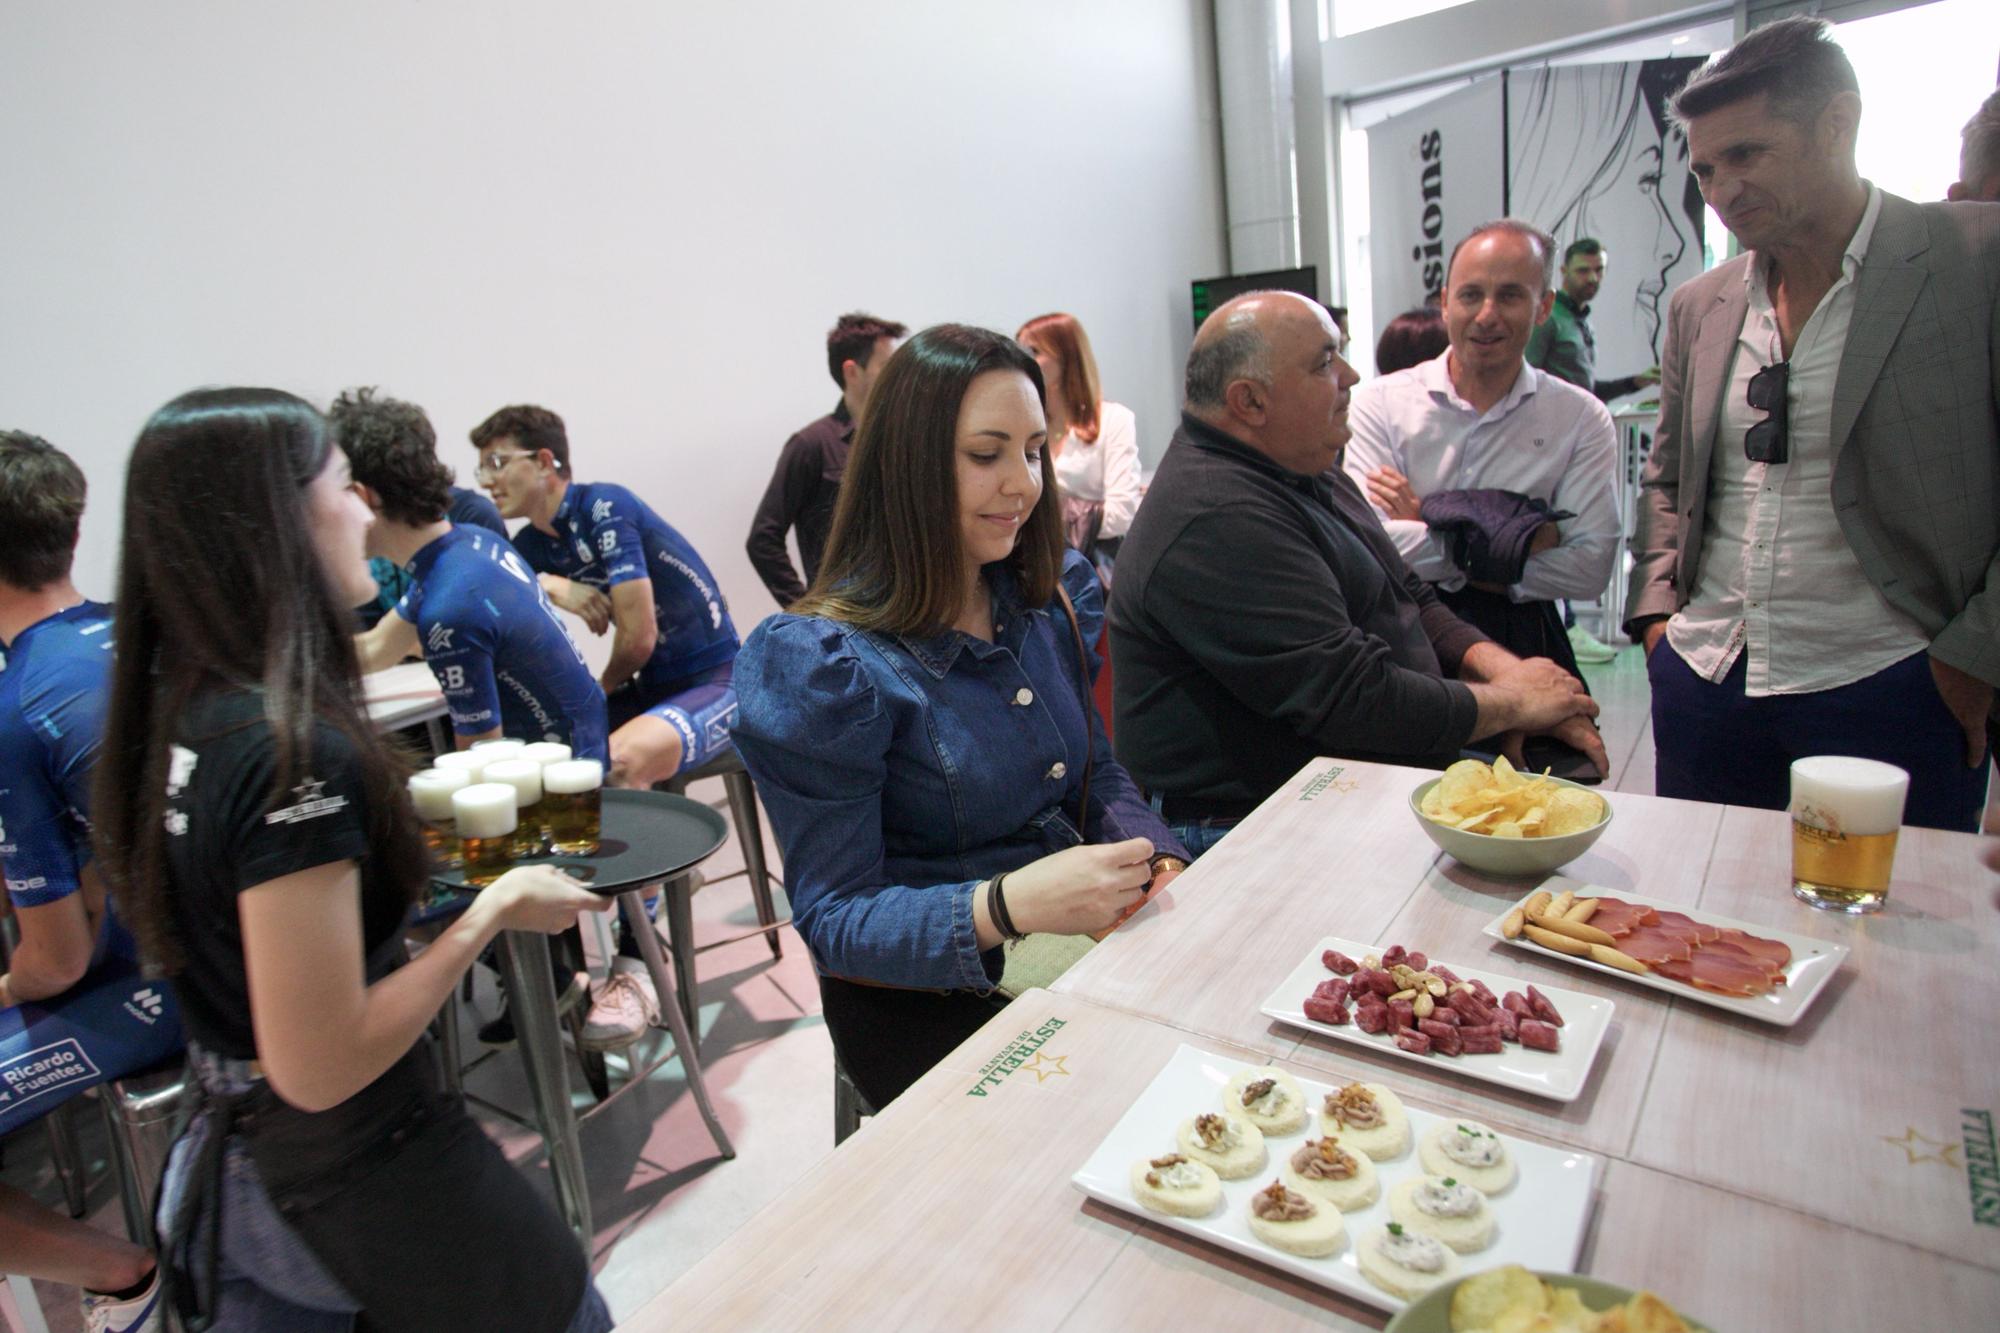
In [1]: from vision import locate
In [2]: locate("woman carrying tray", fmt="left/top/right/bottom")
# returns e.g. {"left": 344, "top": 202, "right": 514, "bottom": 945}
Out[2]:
{"left": 92, "top": 388, "right": 614, "bottom": 1331}
{"left": 731, "top": 325, "right": 1189, "bottom": 1110}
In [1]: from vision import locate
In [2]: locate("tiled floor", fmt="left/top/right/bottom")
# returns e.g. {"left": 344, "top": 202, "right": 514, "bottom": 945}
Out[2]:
{"left": 4, "top": 642, "right": 1990, "bottom": 1329}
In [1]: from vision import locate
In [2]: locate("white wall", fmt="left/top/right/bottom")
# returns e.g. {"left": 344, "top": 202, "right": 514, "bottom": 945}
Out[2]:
{"left": 0, "top": 0, "right": 1225, "bottom": 632}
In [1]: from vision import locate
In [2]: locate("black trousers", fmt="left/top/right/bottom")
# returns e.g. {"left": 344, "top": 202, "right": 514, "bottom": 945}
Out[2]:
{"left": 1439, "top": 585, "right": 1601, "bottom": 782}
{"left": 818, "top": 975, "right": 1009, "bottom": 1112}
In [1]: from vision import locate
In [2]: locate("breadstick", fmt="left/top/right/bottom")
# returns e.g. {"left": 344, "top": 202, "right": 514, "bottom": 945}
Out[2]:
{"left": 1588, "top": 942, "right": 1649, "bottom": 974}
{"left": 1501, "top": 907, "right": 1527, "bottom": 939}
{"left": 1523, "top": 890, "right": 1552, "bottom": 920}
{"left": 1547, "top": 888, "right": 1577, "bottom": 919}
{"left": 1523, "top": 923, "right": 1591, "bottom": 957}
{"left": 1564, "top": 897, "right": 1601, "bottom": 925}
{"left": 1526, "top": 913, "right": 1616, "bottom": 947}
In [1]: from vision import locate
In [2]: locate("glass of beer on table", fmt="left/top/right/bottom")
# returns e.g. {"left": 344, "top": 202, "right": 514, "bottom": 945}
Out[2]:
{"left": 452, "top": 782, "right": 518, "bottom": 887}
{"left": 469, "top": 737, "right": 525, "bottom": 764}
{"left": 408, "top": 768, "right": 469, "bottom": 869}
{"left": 543, "top": 759, "right": 604, "bottom": 856}
{"left": 1789, "top": 755, "right": 1908, "bottom": 913}
{"left": 521, "top": 741, "right": 572, "bottom": 767}
{"left": 481, "top": 759, "right": 548, "bottom": 858}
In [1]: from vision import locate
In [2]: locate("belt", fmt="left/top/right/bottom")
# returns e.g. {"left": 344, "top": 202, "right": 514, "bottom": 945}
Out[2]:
{"left": 1157, "top": 793, "right": 1256, "bottom": 823}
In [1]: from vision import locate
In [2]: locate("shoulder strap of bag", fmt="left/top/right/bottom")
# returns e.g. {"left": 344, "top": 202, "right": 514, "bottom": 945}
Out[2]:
{"left": 1052, "top": 583, "right": 1094, "bottom": 827}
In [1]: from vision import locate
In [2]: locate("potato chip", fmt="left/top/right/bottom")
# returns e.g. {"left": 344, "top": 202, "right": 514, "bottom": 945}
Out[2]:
{"left": 1622, "top": 1293, "right": 1691, "bottom": 1333}
{"left": 1490, "top": 754, "right": 1525, "bottom": 790}
{"left": 1438, "top": 759, "right": 1491, "bottom": 807}
{"left": 1422, "top": 786, "right": 1446, "bottom": 818}
{"left": 1490, "top": 821, "right": 1524, "bottom": 839}
{"left": 1450, "top": 1266, "right": 1548, "bottom": 1331}
{"left": 1455, "top": 807, "right": 1503, "bottom": 831}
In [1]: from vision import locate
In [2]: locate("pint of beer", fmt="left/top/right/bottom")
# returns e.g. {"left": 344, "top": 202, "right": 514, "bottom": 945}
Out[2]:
{"left": 522, "top": 742, "right": 572, "bottom": 767}
{"left": 481, "top": 759, "right": 547, "bottom": 858}
{"left": 408, "top": 767, "right": 470, "bottom": 869}
{"left": 453, "top": 782, "right": 518, "bottom": 887}
{"left": 470, "top": 738, "right": 526, "bottom": 766}
{"left": 433, "top": 750, "right": 487, "bottom": 784}
{"left": 543, "top": 759, "right": 604, "bottom": 855}
{"left": 1788, "top": 756, "right": 1907, "bottom": 913}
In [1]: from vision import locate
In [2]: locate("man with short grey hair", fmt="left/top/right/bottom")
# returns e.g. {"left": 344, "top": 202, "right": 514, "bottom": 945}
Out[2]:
{"left": 1947, "top": 89, "right": 2000, "bottom": 204}
{"left": 1110, "top": 291, "right": 1603, "bottom": 856}
{"left": 1627, "top": 16, "right": 1999, "bottom": 832}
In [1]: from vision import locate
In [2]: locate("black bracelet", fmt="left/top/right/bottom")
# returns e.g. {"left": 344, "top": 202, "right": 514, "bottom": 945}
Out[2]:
{"left": 988, "top": 872, "right": 1024, "bottom": 942}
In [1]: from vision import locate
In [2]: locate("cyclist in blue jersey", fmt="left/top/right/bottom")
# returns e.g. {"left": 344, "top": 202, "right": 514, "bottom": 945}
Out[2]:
{"left": 470, "top": 404, "right": 742, "bottom": 1045}
{"left": 337, "top": 390, "right": 608, "bottom": 762}
{"left": 469, "top": 405, "right": 740, "bottom": 789}
{"left": 0, "top": 431, "right": 183, "bottom": 1333}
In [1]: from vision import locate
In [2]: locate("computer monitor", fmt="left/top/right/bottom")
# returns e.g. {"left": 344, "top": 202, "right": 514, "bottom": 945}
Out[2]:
{"left": 1190, "top": 265, "right": 1323, "bottom": 330}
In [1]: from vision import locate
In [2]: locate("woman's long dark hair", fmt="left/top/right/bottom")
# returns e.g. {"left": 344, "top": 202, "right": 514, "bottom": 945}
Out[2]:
{"left": 795, "top": 324, "right": 1066, "bottom": 635}
{"left": 93, "top": 388, "right": 427, "bottom": 970}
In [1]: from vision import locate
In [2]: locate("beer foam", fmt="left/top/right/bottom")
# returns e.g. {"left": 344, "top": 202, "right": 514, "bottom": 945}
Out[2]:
{"left": 522, "top": 742, "right": 572, "bottom": 767}
{"left": 432, "top": 751, "right": 486, "bottom": 783}
{"left": 408, "top": 768, "right": 470, "bottom": 820}
{"left": 453, "top": 783, "right": 518, "bottom": 838}
{"left": 481, "top": 759, "right": 543, "bottom": 806}
{"left": 469, "top": 739, "right": 526, "bottom": 764}
{"left": 543, "top": 759, "right": 604, "bottom": 796}
{"left": 1790, "top": 755, "right": 1908, "bottom": 835}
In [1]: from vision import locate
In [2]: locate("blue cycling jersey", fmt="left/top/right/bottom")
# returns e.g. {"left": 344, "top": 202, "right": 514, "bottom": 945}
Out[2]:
{"left": 510, "top": 480, "right": 739, "bottom": 689}
{"left": 0, "top": 602, "right": 137, "bottom": 961}
{"left": 394, "top": 528, "right": 610, "bottom": 762}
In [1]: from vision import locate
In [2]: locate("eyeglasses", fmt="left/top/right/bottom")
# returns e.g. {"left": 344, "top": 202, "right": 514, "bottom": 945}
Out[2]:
{"left": 1744, "top": 361, "right": 1789, "bottom": 464}
{"left": 473, "top": 451, "right": 536, "bottom": 481}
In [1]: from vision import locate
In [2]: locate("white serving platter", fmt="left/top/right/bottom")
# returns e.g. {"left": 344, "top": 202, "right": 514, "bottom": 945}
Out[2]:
{"left": 1070, "top": 1044, "right": 1600, "bottom": 1314}
{"left": 1479, "top": 876, "right": 1849, "bottom": 1028}
{"left": 1258, "top": 936, "right": 1613, "bottom": 1103}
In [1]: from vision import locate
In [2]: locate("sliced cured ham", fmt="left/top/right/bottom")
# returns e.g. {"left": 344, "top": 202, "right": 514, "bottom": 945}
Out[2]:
{"left": 1652, "top": 909, "right": 1721, "bottom": 945}
{"left": 1584, "top": 897, "right": 1658, "bottom": 938}
{"left": 1613, "top": 923, "right": 1698, "bottom": 967}
{"left": 1712, "top": 927, "right": 1791, "bottom": 976}
{"left": 1653, "top": 947, "right": 1777, "bottom": 997}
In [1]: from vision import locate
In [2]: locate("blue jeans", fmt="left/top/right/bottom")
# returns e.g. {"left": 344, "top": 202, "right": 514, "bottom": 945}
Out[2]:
{"left": 158, "top": 1049, "right": 613, "bottom": 1332}
{"left": 1147, "top": 792, "right": 1239, "bottom": 861}
{"left": 1649, "top": 645, "right": 1989, "bottom": 833}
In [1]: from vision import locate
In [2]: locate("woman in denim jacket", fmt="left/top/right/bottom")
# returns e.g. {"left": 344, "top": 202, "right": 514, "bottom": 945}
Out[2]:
{"left": 732, "top": 325, "right": 1188, "bottom": 1108}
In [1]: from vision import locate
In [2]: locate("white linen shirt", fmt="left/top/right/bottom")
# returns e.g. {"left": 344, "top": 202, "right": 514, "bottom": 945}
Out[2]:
{"left": 1343, "top": 351, "right": 1619, "bottom": 603}
{"left": 1666, "top": 185, "right": 1929, "bottom": 695}
{"left": 1052, "top": 400, "right": 1143, "bottom": 539}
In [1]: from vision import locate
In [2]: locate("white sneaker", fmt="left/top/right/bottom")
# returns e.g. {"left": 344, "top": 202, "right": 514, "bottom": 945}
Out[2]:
{"left": 82, "top": 1269, "right": 162, "bottom": 1333}
{"left": 580, "top": 960, "right": 661, "bottom": 1051}
{"left": 1566, "top": 622, "right": 1619, "bottom": 664}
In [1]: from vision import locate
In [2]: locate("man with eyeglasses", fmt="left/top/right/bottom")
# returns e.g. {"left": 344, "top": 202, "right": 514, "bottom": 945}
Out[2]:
{"left": 1625, "top": 17, "right": 1999, "bottom": 832}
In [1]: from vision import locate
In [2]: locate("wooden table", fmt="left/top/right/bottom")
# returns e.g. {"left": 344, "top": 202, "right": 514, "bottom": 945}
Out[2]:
{"left": 634, "top": 990, "right": 1999, "bottom": 1330}
{"left": 1053, "top": 759, "right": 2000, "bottom": 1285}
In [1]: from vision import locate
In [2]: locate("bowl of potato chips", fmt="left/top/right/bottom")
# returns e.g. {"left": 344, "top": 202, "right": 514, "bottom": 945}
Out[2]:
{"left": 1385, "top": 1264, "right": 1707, "bottom": 1333}
{"left": 1410, "top": 757, "right": 1611, "bottom": 877}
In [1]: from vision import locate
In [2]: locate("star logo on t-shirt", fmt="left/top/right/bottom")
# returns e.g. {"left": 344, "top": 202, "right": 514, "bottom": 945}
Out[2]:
{"left": 425, "top": 623, "right": 456, "bottom": 654}
{"left": 264, "top": 776, "right": 349, "bottom": 826}
{"left": 590, "top": 498, "right": 613, "bottom": 524}
{"left": 291, "top": 778, "right": 326, "bottom": 804}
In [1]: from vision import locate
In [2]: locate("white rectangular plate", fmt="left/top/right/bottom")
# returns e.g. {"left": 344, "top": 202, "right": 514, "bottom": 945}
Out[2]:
{"left": 1070, "top": 1044, "right": 1600, "bottom": 1314}
{"left": 1258, "top": 936, "right": 1613, "bottom": 1103}
{"left": 1479, "top": 877, "right": 1849, "bottom": 1027}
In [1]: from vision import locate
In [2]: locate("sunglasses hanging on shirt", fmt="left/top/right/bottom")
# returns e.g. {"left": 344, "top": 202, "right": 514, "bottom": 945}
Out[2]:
{"left": 1744, "top": 360, "right": 1790, "bottom": 464}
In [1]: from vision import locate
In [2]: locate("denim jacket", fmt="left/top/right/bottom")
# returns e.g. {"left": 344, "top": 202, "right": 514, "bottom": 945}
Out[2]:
{"left": 731, "top": 550, "right": 1185, "bottom": 992}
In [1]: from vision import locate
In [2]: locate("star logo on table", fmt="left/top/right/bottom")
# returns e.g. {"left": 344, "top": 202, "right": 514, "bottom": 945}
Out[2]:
{"left": 1020, "top": 1051, "right": 1070, "bottom": 1084}
{"left": 1883, "top": 1126, "right": 1962, "bottom": 1168}
{"left": 1333, "top": 779, "right": 1360, "bottom": 793}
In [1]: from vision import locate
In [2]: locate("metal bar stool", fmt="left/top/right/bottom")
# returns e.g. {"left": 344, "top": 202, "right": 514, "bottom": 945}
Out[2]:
{"left": 657, "top": 749, "right": 787, "bottom": 1036}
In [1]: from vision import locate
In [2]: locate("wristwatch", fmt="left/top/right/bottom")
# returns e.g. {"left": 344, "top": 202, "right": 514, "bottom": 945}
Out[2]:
{"left": 1148, "top": 854, "right": 1189, "bottom": 879}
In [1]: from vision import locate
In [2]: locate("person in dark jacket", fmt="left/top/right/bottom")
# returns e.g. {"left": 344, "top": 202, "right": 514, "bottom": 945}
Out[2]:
{"left": 1110, "top": 292, "right": 1603, "bottom": 856}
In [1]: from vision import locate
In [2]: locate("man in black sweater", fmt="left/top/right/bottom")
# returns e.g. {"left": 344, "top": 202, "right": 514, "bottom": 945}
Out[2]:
{"left": 745, "top": 312, "right": 907, "bottom": 606}
{"left": 1110, "top": 292, "right": 1604, "bottom": 856}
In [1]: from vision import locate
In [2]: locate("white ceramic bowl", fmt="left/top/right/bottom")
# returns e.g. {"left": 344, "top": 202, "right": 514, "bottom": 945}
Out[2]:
{"left": 1409, "top": 775, "right": 1612, "bottom": 878}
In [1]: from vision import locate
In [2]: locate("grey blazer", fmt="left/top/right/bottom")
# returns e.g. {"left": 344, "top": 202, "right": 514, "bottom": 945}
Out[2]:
{"left": 1626, "top": 191, "right": 2000, "bottom": 687}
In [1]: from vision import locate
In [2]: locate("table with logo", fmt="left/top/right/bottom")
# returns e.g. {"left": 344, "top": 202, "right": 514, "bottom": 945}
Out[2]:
{"left": 633, "top": 758, "right": 1998, "bottom": 1328}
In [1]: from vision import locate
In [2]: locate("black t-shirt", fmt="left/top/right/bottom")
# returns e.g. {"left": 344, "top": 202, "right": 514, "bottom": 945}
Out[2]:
{"left": 162, "top": 690, "right": 411, "bottom": 1059}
